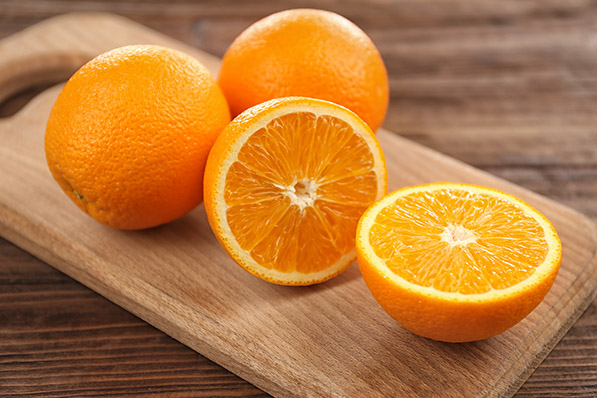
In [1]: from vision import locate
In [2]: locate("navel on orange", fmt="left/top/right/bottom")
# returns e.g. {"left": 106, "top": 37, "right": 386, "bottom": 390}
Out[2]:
{"left": 45, "top": 45, "right": 230, "bottom": 229}
{"left": 204, "top": 97, "right": 387, "bottom": 285}
{"left": 356, "top": 183, "right": 562, "bottom": 342}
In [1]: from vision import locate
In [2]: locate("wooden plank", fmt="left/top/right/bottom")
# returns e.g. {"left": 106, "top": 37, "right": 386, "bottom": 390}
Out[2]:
{"left": 0, "top": 238, "right": 265, "bottom": 397}
{"left": 0, "top": 13, "right": 596, "bottom": 398}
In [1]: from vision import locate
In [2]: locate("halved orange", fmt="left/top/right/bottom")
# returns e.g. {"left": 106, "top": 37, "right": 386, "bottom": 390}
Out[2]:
{"left": 204, "top": 97, "right": 387, "bottom": 285}
{"left": 356, "top": 183, "right": 562, "bottom": 342}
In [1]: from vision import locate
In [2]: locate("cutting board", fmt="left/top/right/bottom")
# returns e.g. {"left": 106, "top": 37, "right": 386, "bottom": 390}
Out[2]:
{"left": 1, "top": 13, "right": 596, "bottom": 398}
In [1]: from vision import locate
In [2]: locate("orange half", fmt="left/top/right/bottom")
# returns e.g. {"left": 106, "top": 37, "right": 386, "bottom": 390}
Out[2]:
{"left": 204, "top": 97, "right": 387, "bottom": 285}
{"left": 356, "top": 183, "right": 562, "bottom": 342}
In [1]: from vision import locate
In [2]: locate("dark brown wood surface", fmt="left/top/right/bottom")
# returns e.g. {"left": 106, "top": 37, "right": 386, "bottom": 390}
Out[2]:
{"left": 0, "top": 1, "right": 595, "bottom": 397}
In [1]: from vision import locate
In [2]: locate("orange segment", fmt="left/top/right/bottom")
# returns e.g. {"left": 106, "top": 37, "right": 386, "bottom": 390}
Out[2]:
{"left": 356, "top": 183, "right": 562, "bottom": 342}
{"left": 204, "top": 97, "right": 387, "bottom": 285}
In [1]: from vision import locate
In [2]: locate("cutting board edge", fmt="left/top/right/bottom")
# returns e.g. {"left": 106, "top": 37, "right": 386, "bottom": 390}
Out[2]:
{"left": 378, "top": 129, "right": 595, "bottom": 224}
{"left": 499, "top": 232, "right": 597, "bottom": 398}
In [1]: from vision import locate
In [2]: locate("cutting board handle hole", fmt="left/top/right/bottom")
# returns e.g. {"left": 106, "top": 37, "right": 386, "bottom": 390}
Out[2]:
{"left": 0, "top": 50, "right": 93, "bottom": 120}
{"left": 0, "top": 81, "right": 64, "bottom": 119}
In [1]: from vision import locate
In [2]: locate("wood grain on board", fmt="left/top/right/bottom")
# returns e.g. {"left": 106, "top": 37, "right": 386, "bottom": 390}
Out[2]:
{"left": 1, "top": 2, "right": 597, "bottom": 397}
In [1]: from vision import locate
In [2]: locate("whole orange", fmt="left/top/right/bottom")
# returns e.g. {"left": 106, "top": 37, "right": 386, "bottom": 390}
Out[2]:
{"left": 218, "top": 9, "right": 389, "bottom": 131}
{"left": 45, "top": 45, "right": 230, "bottom": 230}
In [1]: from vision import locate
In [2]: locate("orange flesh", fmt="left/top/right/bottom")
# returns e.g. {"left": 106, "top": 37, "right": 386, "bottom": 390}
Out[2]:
{"left": 369, "top": 188, "right": 549, "bottom": 294}
{"left": 224, "top": 112, "right": 379, "bottom": 274}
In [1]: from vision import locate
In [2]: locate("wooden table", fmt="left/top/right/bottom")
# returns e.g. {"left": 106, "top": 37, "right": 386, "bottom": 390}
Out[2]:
{"left": 1, "top": 1, "right": 596, "bottom": 396}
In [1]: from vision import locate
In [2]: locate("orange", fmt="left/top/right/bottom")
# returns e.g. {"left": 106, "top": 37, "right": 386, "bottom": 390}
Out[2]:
{"left": 45, "top": 45, "right": 230, "bottom": 229}
{"left": 356, "top": 183, "right": 562, "bottom": 342}
{"left": 218, "top": 9, "right": 389, "bottom": 132}
{"left": 204, "top": 97, "right": 387, "bottom": 285}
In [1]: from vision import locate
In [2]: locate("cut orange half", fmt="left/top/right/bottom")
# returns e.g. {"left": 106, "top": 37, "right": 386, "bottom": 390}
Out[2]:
{"left": 356, "top": 183, "right": 562, "bottom": 342}
{"left": 204, "top": 97, "right": 387, "bottom": 285}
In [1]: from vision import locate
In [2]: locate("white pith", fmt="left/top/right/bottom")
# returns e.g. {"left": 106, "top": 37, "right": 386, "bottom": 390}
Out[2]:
{"left": 277, "top": 178, "right": 319, "bottom": 212}
{"left": 440, "top": 224, "right": 477, "bottom": 247}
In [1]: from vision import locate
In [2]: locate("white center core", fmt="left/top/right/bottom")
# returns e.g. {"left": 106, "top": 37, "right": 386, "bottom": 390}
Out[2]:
{"left": 441, "top": 224, "right": 477, "bottom": 246}
{"left": 283, "top": 179, "right": 318, "bottom": 211}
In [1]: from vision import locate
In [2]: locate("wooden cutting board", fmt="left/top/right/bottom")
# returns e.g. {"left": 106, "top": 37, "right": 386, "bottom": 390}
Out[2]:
{"left": 1, "top": 13, "right": 596, "bottom": 398}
